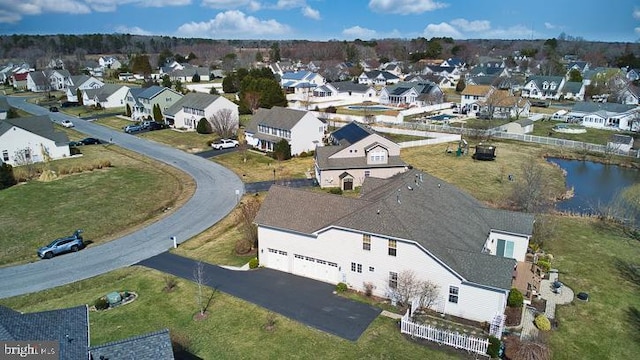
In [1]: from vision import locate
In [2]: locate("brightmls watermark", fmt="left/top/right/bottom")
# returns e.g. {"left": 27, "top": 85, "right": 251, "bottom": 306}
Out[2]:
{"left": 1, "top": 341, "right": 58, "bottom": 359}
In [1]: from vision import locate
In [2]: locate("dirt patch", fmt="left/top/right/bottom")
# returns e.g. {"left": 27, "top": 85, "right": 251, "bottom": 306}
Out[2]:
{"left": 505, "top": 306, "right": 523, "bottom": 326}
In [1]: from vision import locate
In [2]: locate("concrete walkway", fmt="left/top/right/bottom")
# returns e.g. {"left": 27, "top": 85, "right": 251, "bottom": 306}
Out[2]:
{"left": 539, "top": 269, "right": 574, "bottom": 319}
{"left": 520, "top": 306, "right": 539, "bottom": 340}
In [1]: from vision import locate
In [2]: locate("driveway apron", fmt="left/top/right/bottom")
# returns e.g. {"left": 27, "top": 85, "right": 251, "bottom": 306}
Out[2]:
{"left": 137, "top": 252, "right": 381, "bottom": 341}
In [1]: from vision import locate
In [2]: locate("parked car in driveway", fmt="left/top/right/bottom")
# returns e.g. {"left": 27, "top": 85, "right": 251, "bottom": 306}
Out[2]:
{"left": 38, "top": 230, "right": 84, "bottom": 259}
{"left": 211, "top": 139, "right": 239, "bottom": 150}
{"left": 146, "top": 121, "right": 168, "bottom": 131}
{"left": 123, "top": 123, "right": 144, "bottom": 133}
{"left": 60, "top": 119, "right": 74, "bottom": 128}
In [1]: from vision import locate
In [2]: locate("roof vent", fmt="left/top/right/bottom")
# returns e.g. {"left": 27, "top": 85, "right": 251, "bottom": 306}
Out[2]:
{"left": 407, "top": 185, "right": 413, "bottom": 191}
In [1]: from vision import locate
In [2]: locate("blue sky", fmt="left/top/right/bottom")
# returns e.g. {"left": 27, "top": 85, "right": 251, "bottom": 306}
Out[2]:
{"left": 0, "top": 0, "right": 638, "bottom": 42}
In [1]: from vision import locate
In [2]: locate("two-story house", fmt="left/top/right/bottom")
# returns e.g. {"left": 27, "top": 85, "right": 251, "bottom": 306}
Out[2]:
{"left": 358, "top": 70, "right": 400, "bottom": 86}
{"left": 244, "top": 107, "right": 324, "bottom": 155}
{"left": 521, "top": 76, "right": 566, "bottom": 100}
{"left": 255, "top": 169, "right": 534, "bottom": 324}
{"left": 460, "top": 85, "right": 495, "bottom": 113}
{"left": 280, "top": 71, "right": 325, "bottom": 95}
{"left": 315, "top": 122, "right": 407, "bottom": 190}
{"left": 124, "top": 86, "right": 183, "bottom": 121}
{"left": 65, "top": 75, "right": 105, "bottom": 102}
{"left": 163, "top": 92, "right": 239, "bottom": 131}
{"left": 82, "top": 84, "right": 130, "bottom": 109}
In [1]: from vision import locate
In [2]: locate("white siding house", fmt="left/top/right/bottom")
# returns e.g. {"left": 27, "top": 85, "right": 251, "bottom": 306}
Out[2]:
{"left": 255, "top": 170, "right": 534, "bottom": 323}
{"left": 0, "top": 116, "right": 71, "bottom": 166}
{"left": 82, "top": 84, "right": 129, "bottom": 109}
{"left": 244, "top": 107, "right": 324, "bottom": 156}
{"left": 163, "top": 92, "right": 239, "bottom": 131}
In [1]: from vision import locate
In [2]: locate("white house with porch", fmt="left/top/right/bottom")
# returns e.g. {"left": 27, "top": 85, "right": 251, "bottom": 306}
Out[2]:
{"left": 0, "top": 115, "right": 71, "bottom": 166}
{"left": 568, "top": 102, "right": 639, "bottom": 131}
{"left": 254, "top": 169, "right": 534, "bottom": 323}
{"left": 244, "top": 107, "right": 324, "bottom": 155}
{"left": 163, "top": 92, "right": 238, "bottom": 131}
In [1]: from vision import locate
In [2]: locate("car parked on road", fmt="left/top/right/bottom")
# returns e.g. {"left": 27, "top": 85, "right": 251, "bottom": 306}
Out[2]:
{"left": 61, "top": 101, "right": 79, "bottom": 108}
{"left": 123, "top": 123, "right": 144, "bottom": 133}
{"left": 49, "top": 106, "right": 59, "bottom": 112}
{"left": 78, "top": 137, "right": 101, "bottom": 145}
{"left": 37, "top": 230, "right": 84, "bottom": 259}
{"left": 146, "top": 121, "right": 168, "bottom": 131}
{"left": 211, "top": 139, "right": 239, "bottom": 150}
{"left": 60, "top": 119, "right": 74, "bottom": 128}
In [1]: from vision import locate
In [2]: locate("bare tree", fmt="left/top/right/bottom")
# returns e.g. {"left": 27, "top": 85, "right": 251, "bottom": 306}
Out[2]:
{"left": 392, "top": 270, "right": 421, "bottom": 307}
{"left": 417, "top": 280, "right": 440, "bottom": 310}
{"left": 244, "top": 91, "right": 261, "bottom": 113}
{"left": 13, "top": 148, "right": 37, "bottom": 180}
{"left": 209, "top": 108, "right": 237, "bottom": 139}
{"left": 237, "top": 197, "right": 261, "bottom": 254}
{"left": 193, "top": 261, "right": 207, "bottom": 317}
{"left": 510, "top": 161, "right": 554, "bottom": 213}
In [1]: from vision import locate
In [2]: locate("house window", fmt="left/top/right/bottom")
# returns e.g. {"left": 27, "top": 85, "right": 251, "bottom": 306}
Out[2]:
{"left": 364, "top": 170, "right": 370, "bottom": 177}
{"left": 448, "top": 286, "right": 459, "bottom": 303}
{"left": 363, "top": 234, "right": 371, "bottom": 251}
{"left": 388, "top": 239, "right": 397, "bottom": 256}
{"left": 351, "top": 262, "right": 362, "bottom": 273}
{"left": 369, "top": 266, "right": 375, "bottom": 272}
{"left": 2, "top": 150, "right": 8, "bottom": 162}
{"left": 497, "top": 239, "right": 515, "bottom": 258}
{"left": 389, "top": 272, "right": 398, "bottom": 289}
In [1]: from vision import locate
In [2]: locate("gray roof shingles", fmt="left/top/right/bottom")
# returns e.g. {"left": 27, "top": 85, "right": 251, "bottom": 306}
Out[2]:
{"left": 255, "top": 169, "right": 533, "bottom": 290}
{"left": 0, "top": 115, "right": 70, "bottom": 145}
{"left": 164, "top": 92, "right": 221, "bottom": 116}
{"left": 89, "top": 329, "right": 175, "bottom": 360}
{"left": 245, "top": 106, "right": 308, "bottom": 133}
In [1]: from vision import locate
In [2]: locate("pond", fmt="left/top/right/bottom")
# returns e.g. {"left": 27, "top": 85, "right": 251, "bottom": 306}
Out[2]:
{"left": 345, "top": 105, "right": 396, "bottom": 111}
{"left": 548, "top": 158, "right": 640, "bottom": 215}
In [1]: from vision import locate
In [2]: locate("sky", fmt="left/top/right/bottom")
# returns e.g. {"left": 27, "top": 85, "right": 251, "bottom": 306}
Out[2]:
{"left": 0, "top": 0, "right": 638, "bottom": 43}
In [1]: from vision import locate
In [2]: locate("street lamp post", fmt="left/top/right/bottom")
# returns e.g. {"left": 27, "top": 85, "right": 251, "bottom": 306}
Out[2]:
{"left": 273, "top": 169, "right": 276, "bottom": 184}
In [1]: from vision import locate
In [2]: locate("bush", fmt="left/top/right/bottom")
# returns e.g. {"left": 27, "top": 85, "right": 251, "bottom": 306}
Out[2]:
{"left": 507, "top": 288, "right": 524, "bottom": 307}
{"left": 335, "top": 282, "right": 348, "bottom": 292}
{"left": 534, "top": 314, "right": 551, "bottom": 331}
{"left": 196, "top": 118, "right": 213, "bottom": 134}
{"left": 328, "top": 188, "right": 343, "bottom": 195}
{"left": 298, "top": 151, "right": 309, "bottom": 158}
{"left": 249, "top": 258, "right": 259, "bottom": 269}
{"left": 537, "top": 259, "right": 551, "bottom": 272}
{"left": 363, "top": 282, "right": 375, "bottom": 297}
{"left": 325, "top": 105, "right": 337, "bottom": 113}
{"left": 487, "top": 336, "right": 501, "bottom": 358}
{"left": 94, "top": 297, "right": 109, "bottom": 310}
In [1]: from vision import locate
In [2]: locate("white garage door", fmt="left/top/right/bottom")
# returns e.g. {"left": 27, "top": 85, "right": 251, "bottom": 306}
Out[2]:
{"left": 292, "top": 254, "right": 340, "bottom": 283}
{"left": 267, "top": 248, "right": 289, "bottom": 272}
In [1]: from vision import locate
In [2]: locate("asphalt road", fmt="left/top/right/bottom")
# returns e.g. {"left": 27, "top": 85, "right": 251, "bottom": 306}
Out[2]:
{"left": 0, "top": 96, "right": 246, "bottom": 299}
{"left": 138, "top": 252, "right": 381, "bottom": 341}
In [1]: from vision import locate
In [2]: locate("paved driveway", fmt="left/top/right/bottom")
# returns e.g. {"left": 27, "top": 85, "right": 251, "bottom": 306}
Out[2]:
{"left": 0, "top": 96, "right": 245, "bottom": 299}
{"left": 138, "top": 252, "right": 381, "bottom": 341}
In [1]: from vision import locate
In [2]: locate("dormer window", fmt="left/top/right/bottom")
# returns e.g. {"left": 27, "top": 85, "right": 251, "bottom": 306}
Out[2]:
{"left": 542, "top": 82, "right": 549, "bottom": 90}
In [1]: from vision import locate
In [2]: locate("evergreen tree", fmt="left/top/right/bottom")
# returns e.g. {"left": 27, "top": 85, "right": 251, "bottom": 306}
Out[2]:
{"left": 161, "top": 74, "right": 172, "bottom": 88}
{"left": 153, "top": 104, "right": 163, "bottom": 122}
{"left": 196, "top": 118, "right": 212, "bottom": 134}
{"left": 0, "top": 163, "right": 17, "bottom": 190}
{"left": 273, "top": 139, "right": 291, "bottom": 161}
{"left": 192, "top": 73, "right": 201, "bottom": 83}
{"left": 455, "top": 78, "right": 466, "bottom": 93}
{"left": 269, "top": 43, "right": 281, "bottom": 62}
{"left": 125, "top": 104, "right": 131, "bottom": 117}
{"left": 76, "top": 88, "right": 83, "bottom": 105}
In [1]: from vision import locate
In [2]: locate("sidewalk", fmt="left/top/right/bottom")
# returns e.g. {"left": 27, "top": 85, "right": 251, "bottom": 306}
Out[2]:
{"left": 539, "top": 269, "right": 574, "bottom": 319}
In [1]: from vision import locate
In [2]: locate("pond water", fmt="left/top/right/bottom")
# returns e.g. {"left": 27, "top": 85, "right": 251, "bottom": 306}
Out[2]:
{"left": 346, "top": 105, "right": 395, "bottom": 111}
{"left": 548, "top": 158, "right": 640, "bottom": 215}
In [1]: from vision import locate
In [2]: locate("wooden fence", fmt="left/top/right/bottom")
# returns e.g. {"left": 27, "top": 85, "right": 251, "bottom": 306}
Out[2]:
{"left": 400, "top": 310, "right": 490, "bottom": 356}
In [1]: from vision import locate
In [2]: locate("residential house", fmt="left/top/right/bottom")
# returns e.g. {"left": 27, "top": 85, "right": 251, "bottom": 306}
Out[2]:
{"left": 165, "top": 66, "right": 211, "bottom": 83}
{"left": 48, "top": 69, "right": 71, "bottom": 91}
{"left": 408, "top": 73, "right": 455, "bottom": 89}
{"left": 98, "top": 56, "right": 122, "bottom": 70}
{"left": 476, "top": 57, "right": 506, "bottom": 68}
{"left": 625, "top": 68, "right": 640, "bottom": 82}
{"left": 467, "top": 66, "right": 509, "bottom": 79}
{"left": 0, "top": 304, "right": 174, "bottom": 359}
{"left": 480, "top": 91, "right": 530, "bottom": 119}
{"left": 254, "top": 168, "right": 534, "bottom": 324}
{"left": 619, "top": 85, "right": 640, "bottom": 105}
{"left": 164, "top": 92, "right": 239, "bottom": 130}
{"left": 440, "top": 57, "right": 466, "bottom": 70}
{"left": 379, "top": 81, "right": 443, "bottom": 107}
{"left": 244, "top": 106, "right": 324, "bottom": 155}
{"left": 65, "top": 75, "right": 105, "bottom": 102}
{"left": 82, "top": 84, "right": 130, "bottom": 109}
{"left": 460, "top": 85, "right": 494, "bottom": 113}
{"left": 561, "top": 81, "right": 585, "bottom": 101}
{"left": 280, "top": 71, "right": 325, "bottom": 95}
{"left": 0, "top": 97, "right": 9, "bottom": 120}
{"left": 358, "top": 70, "right": 400, "bottom": 86}
{"left": 565, "top": 61, "right": 590, "bottom": 74}
{"left": 26, "top": 71, "right": 50, "bottom": 92}
{"left": 11, "top": 72, "right": 28, "bottom": 90}
{"left": 380, "top": 62, "right": 403, "bottom": 77}
{"left": 568, "top": 102, "right": 639, "bottom": 131}
{"left": 521, "top": 76, "right": 566, "bottom": 100}
{"left": 0, "top": 115, "right": 71, "bottom": 165}
{"left": 315, "top": 121, "right": 407, "bottom": 190}
{"left": 270, "top": 60, "right": 298, "bottom": 77}
{"left": 607, "top": 134, "right": 635, "bottom": 154}
{"left": 312, "top": 81, "right": 376, "bottom": 99}
{"left": 124, "top": 86, "right": 183, "bottom": 121}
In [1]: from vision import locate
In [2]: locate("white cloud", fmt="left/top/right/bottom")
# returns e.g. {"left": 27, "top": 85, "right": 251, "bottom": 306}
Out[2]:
{"left": 544, "top": 22, "right": 555, "bottom": 29}
{"left": 114, "top": 25, "right": 153, "bottom": 35}
{"left": 0, "top": 10, "right": 21, "bottom": 23}
{"left": 342, "top": 26, "right": 377, "bottom": 39}
{"left": 424, "top": 22, "right": 461, "bottom": 38}
{"left": 369, "top": 0, "right": 447, "bottom": 15}
{"left": 450, "top": 18, "right": 490, "bottom": 32}
{"left": 176, "top": 10, "right": 290, "bottom": 39}
{"left": 275, "top": 0, "right": 305, "bottom": 9}
{"left": 634, "top": 8, "right": 640, "bottom": 19}
{"left": 482, "top": 25, "right": 534, "bottom": 39}
{"left": 636, "top": 27, "right": 640, "bottom": 34}
{"left": 302, "top": 6, "right": 320, "bottom": 20}
{"left": 202, "top": 0, "right": 261, "bottom": 10}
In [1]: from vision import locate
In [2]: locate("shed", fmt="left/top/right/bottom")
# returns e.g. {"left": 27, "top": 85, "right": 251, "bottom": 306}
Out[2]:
{"left": 607, "top": 134, "right": 634, "bottom": 154}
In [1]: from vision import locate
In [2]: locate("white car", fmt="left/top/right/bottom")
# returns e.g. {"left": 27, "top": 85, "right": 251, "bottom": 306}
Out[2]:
{"left": 211, "top": 139, "right": 239, "bottom": 150}
{"left": 60, "top": 120, "right": 74, "bottom": 128}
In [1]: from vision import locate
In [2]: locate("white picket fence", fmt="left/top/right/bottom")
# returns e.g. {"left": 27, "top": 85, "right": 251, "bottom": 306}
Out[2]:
{"left": 400, "top": 310, "right": 489, "bottom": 356}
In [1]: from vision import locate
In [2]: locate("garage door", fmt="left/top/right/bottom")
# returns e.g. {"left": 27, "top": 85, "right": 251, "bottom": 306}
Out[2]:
{"left": 292, "top": 254, "right": 340, "bottom": 283}
{"left": 267, "top": 248, "right": 289, "bottom": 272}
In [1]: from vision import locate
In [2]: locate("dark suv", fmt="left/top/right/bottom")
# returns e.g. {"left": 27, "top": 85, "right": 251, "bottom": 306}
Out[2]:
{"left": 37, "top": 230, "right": 84, "bottom": 259}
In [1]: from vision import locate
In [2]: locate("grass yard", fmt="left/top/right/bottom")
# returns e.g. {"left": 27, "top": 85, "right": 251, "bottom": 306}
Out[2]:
{"left": 0, "top": 145, "right": 194, "bottom": 266}
{"left": 213, "top": 150, "right": 314, "bottom": 183}
{"left": 0, "top": 267, "right": 461, "bottom": 360}
{"left": 92, "top": 115, "right": 132, "bottom": 131}
{"left": 400, "top": 141, "right": 567, "bottom": 204}
{"left": 545, "top": 217, "right": 640, "bottom": 360}
{"left": 530, "top": 120, "right": 636, "bottom": 145}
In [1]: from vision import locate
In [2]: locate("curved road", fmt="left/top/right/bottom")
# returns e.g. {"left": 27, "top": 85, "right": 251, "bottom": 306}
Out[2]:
{"left": 0, "top": 96, "right": 245, "bottom": 299}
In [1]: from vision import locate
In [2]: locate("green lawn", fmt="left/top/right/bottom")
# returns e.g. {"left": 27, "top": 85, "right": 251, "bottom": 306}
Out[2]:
{"left": 0, "top": 267, "right": 460, "bottom": 359}
{"left": 213, "top": 150, "right": 314, "bottom": 183}
{"left": 530, "top": 120, "right": 636, "bottom": 145}
{"left": 0, "top": 145, "right": 192, "bottom": 266}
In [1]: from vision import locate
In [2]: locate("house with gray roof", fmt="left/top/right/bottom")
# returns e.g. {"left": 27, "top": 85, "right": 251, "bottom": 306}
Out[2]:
{"left": 0, "top": 304, "right": 174, "bottom": 359}
{"left": 607, "top": 134, "right": 635, "bottom": 154}
{"left": 315, "top": 121, "right": 407, "bottom": 190}
{"left": 0, "top": 115, "right": 71, "bottom": 165}
{"left": 358, "top": 70, "right": 400, "bottom": 86}
{"left": 568, "top": 102, "right": 639, "bottom": 131}
{"left": 521, "top": 75, "right": 566, "bottom": 100}
{"left": 312, "top": 81, "right": 376, "bottom": 99}
{"left": 245, "top": 106, "right": 324, "bottom": 155}
{"left": 255, "top": 168, "right": 534, "bottom": 324}
{"left": 26, "top": 71, "right": 50, "bottom": 92}
{"left": 379, "top": 81, "right": 443, "bottom": 107}
{"left": 164, "top": 92, "right": 238, "bottom": 131}
{"left": 124, "top": 86, "right": 183, "bottom": 121}
{"left": 280, "top": 70, "right": 325, "bottom": 95}
{"left": 561, "top": 81, "right": 585, "bottom": 101}
{"left": 64, "top": 75, "right": 104, "bottom": 102}
{"left": 0, "top": 97, "right": 10, "bottom": 120}
{"left": 82, "top": 84, "right": 130, "bottom": 109}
